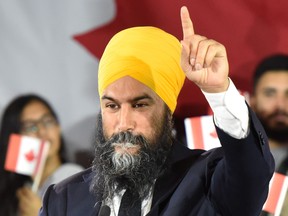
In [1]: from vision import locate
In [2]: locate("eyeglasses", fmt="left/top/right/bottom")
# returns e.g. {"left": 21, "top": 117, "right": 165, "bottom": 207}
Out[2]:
{"left": 20, "top": 114, "right": 58, "bottom": 135}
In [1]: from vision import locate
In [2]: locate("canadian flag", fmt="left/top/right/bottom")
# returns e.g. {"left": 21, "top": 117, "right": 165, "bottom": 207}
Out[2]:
{"left": 5, "top": 134, "right": 49, "bottom": 177}
{"left": 262, "top": 172, "right": 288, "bottom": 215}
{"left": 184, "top": 115, "right": 221, "bottom": 150}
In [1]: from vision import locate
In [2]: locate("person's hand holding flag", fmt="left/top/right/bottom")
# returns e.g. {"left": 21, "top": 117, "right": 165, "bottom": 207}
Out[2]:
{"left": 16, "top": 186, "right": 42, "bottom": 216}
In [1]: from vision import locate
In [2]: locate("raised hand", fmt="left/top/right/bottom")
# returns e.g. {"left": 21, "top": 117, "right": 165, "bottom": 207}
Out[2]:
{"left": 180, "top": 6, "right": 229, "bottom": 93}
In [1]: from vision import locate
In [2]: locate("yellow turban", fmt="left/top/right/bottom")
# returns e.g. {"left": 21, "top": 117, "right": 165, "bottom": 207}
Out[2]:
{"left": 98, "top": 26, "right": 185, "bottom": 113}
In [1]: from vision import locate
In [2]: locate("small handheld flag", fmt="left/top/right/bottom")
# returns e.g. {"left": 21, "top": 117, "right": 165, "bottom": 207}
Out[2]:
{"left": 4, "top": 134, "right": 50, "bottom": 192}
{"left": 184, "top": 115, "right": 221, "bottom": 150}
{"left": 263, "top": 172, "right": 288, "bottom": 216}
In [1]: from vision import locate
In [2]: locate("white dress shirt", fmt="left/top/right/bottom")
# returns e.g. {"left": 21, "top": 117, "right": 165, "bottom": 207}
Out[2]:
{"left": 202, "top": 78, "right": 249, "bottom": 139}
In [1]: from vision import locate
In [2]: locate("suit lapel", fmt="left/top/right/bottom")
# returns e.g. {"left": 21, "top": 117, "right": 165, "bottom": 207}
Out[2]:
{"left": 66, "top": 170, "right": 102, "bottom": 216}
{"left": 148, "top": 143, "right": 204, "bottom": 215}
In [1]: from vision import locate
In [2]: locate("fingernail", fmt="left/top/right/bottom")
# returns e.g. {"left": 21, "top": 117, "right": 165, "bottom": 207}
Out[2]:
{"left": 190, "top": 57, "right": 195, "bottom": 66}
{"left": 195, "top": 63, "right": 202, "bottom": 70}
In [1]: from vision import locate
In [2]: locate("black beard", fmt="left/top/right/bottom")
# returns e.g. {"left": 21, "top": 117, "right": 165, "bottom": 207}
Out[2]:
{"left": 90, "top": 109, "right": 173, "bottom": 203}
{"left": 257, "top": 111, "right": 288, "bottom": 143}
{"left": 261, "top": 123, "right": 288, "bottom": 143}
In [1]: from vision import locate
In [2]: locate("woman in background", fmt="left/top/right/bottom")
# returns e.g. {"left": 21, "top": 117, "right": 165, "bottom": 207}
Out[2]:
{"left": 0, "top": 94, "right": 84, "bottom": 216}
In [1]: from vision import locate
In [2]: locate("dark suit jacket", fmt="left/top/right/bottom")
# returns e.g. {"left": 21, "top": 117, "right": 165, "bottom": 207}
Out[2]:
{"left": 39, "top": 108, "right": 274, "bottom": 216}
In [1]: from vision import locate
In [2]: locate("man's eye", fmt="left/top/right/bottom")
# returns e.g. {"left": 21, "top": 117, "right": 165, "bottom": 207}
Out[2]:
{"left": 264, "top": 91, "right": 275, "bottom": 97}
{"left": 133, "top": 103, "right": 147, "bottom": 108}
{"left": 106, "top": 104, "right": 118, "bottom": 109}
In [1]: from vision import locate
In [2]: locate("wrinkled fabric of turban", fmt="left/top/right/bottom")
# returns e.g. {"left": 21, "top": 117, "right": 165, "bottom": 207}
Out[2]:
{"left": 98, "top": 26, "right": 185, "bottom": 113}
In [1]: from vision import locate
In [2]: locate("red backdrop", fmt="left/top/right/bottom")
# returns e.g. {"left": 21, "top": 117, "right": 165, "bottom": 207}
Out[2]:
{"left": 74, "top": 0, "right": 288, "bottom": 120}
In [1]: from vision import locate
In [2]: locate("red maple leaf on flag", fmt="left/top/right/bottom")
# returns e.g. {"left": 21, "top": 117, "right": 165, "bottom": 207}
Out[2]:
{"left": 209, "top": 130, "right": 218, "bottom": 139}
{"left": 25, "top": 150, "right": 36, "bottom": 162}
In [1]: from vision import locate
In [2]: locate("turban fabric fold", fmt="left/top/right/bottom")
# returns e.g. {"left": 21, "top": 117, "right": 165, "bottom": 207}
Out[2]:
{"left": 98, "top": 26, "right": 185, "bottom": 113}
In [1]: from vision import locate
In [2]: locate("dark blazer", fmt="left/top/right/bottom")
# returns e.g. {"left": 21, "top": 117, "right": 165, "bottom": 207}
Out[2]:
{"left": 39, "top": 108, "right": 274, "bottom": 216}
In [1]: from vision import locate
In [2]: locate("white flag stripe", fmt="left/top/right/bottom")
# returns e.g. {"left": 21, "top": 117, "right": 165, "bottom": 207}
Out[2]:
{"left": 184, "top": 118, "right": 194, "bottom": 149}
{"left": 16, "top": 136, "right": 42, "bottom": 175}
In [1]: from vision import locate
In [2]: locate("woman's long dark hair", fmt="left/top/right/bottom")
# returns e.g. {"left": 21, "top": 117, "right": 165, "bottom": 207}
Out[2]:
{"left": 0, "top": 94, "right": 67, "bottom": 216}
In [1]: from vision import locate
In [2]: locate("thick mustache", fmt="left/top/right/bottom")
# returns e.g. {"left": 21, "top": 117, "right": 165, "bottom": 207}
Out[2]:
{"left": 268, "top": 111, "right": 288, "bottom": 119}
{"left": 112, "top": 142, "right": 137, "bottom": 148}
{"left": 108, "top": 131, "right": 146, "bottom": 145}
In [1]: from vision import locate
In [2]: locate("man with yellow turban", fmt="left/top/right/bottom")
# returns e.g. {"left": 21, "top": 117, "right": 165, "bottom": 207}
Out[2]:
{"left": 40, "top": 6, "right": 274, "bottom": 216}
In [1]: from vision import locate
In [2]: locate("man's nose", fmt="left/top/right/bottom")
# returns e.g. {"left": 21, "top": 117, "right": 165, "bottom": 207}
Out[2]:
{"left": 275, "top": 94, "right": 287, "bottom": 110}
{"left": 118, "top": 106, "right": 135, "bottom": 132}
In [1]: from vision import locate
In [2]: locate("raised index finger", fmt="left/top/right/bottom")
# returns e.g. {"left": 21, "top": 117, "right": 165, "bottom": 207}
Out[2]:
{"left": 180, "top": 6, "right": 195, "bottom": 40}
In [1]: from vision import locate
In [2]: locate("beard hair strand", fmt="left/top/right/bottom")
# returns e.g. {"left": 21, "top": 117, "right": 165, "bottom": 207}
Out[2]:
{"left": 90, "top": 107, "right": 173, "bottom": 203}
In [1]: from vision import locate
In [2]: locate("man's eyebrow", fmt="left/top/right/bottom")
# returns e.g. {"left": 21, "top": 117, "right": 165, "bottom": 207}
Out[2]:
{"left": 131, "top": 95, "right": 153, "bottom": 102}
{"left": 101, "top": 95, "right": 115, "bottom": 101}
{"left": 101, "top": 94, "right": 153, "bottom": 102}
{"left": 263, "top": 87, "right": 276, "bottom": 92}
